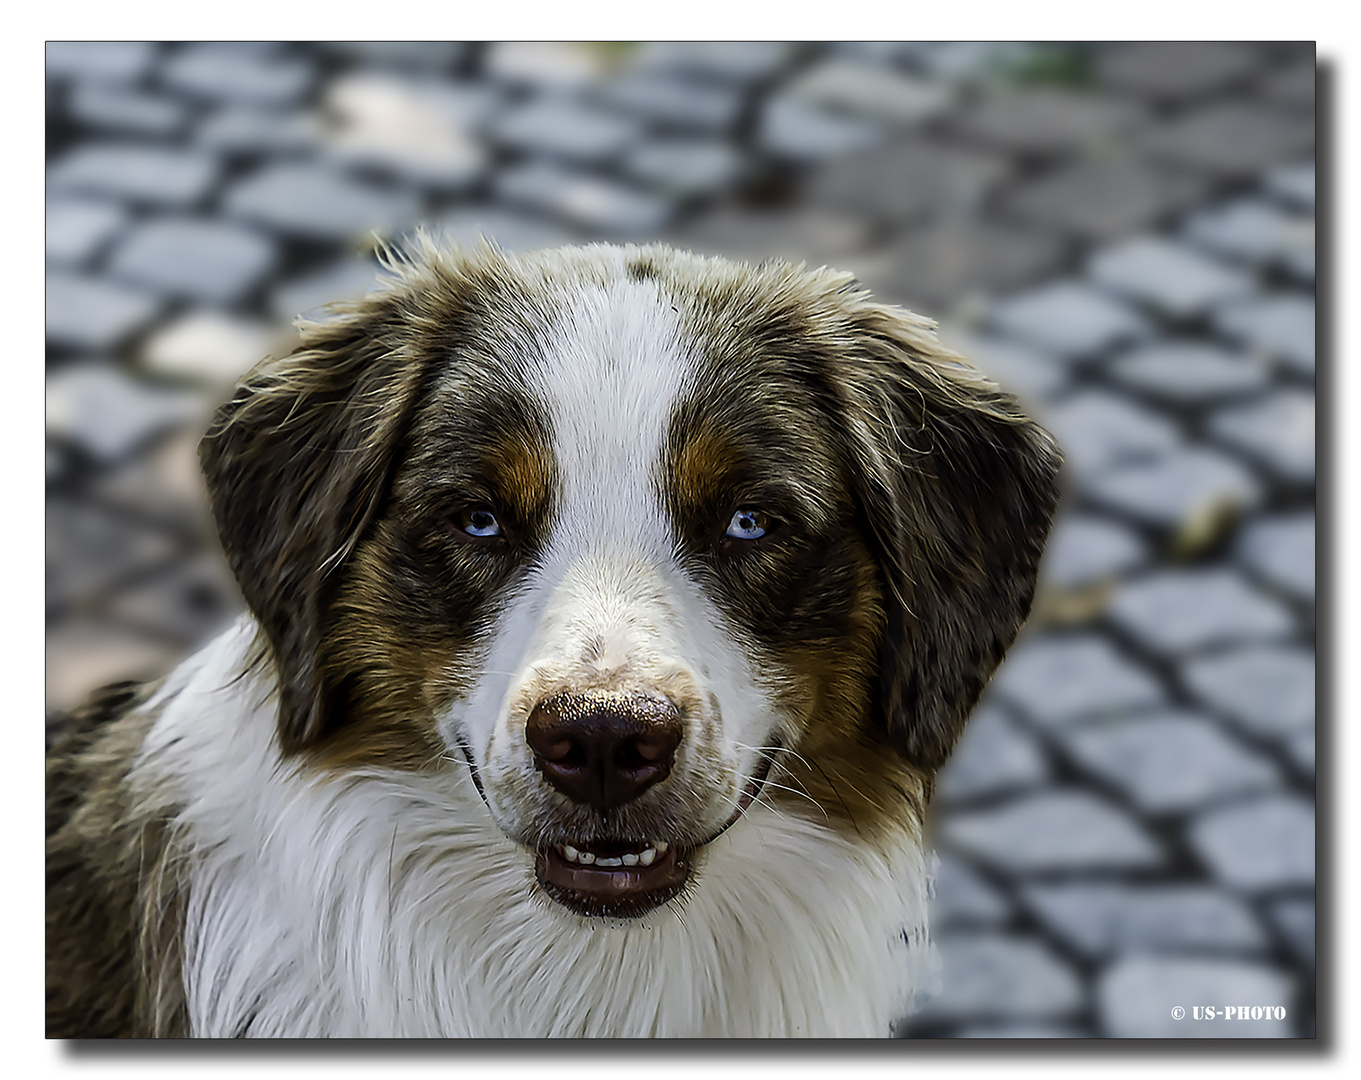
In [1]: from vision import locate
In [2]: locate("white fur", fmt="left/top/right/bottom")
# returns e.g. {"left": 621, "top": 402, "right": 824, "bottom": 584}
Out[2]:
{"left": 138, "top": 620, "right": 936, "bottom": 1038}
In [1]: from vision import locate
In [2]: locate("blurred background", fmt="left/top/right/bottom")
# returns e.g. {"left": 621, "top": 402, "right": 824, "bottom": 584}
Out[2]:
{"left": 45, "top": 41, "right": 1316, "bottom": 1038}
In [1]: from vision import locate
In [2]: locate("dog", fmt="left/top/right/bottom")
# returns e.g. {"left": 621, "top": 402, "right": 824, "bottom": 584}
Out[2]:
{"left": 46, "top": 241, "right": 1060, "bottom": 1038}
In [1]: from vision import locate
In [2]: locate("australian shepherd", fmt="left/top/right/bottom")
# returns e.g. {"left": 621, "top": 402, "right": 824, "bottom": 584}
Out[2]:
{"left": 46, "top": 241, "right": 1060, "bottom": 1037}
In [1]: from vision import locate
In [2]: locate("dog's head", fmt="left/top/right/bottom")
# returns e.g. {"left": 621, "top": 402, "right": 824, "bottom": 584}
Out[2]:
{"left": 201, "top": 242, "right": 1060, "bottom": 918}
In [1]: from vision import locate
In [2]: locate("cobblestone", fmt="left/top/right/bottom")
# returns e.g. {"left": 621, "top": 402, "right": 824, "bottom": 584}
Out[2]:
{"left": 620, "top": 138, "right": 747, "bottom": 199}
{"left": 634, "top": 41, "right": 800, "bottom": 86}
{"left": 1264, "top": 161, "right": 1316, "bottom": 211}
{"left": 45, "top": 624, "right": 179, "bottom": 715}
{"left": 990, "top": 635, "right": 1164, "bottom": 727}
{"left": 108, "top": 218, "right": 279, "bottom": 305}
{"left": 1057, "top": 710, "right": 1281, "bottom": 814}
{"left": 1211, "top": 294, "right": 1316, "bottom": 377}
{"left": 48, "top": 143, "right": 221, "bottom": 209}
{"left": 1098, "top": 956, "right": 1295, "bottom": 1037}
{"left": 1039, "top": 514, "right": 1148, "bottom": 589}
{"left": 46, "top": 497, "right": 184, "bottom": 617}
{"left": 987, "top": 280, "right": 1152, "bottom": 361}
{"left": 955, "top": 87, "right": 1147, "bottom": 160}
{"left": 1043, "top": 390, "right": 1180, "bottom": 477}
{"left": 939, "top": 329, "right": 1070, "bottom": 403}
{"left": 1095, "top": 42, "right": 1261, "bottom": 104}
{"left": 431, "top": 208, "right": 581, "bottom": 253}
{"left": 46, "top": 41, "right": 158, "bottom": 83}
{"left": 1023, "top": 882, "right": 1268, "bottom": 958}
{"left": 493, "top": 98, "right": 645, "bottom": 165}
{"left": 786, "top": 60, "right": 956, "bottom": 125}
{"left": 1182, "top": 197, "right": 1315, "bottom": 277}
{"left": 1107, "top": 569, "right": 1294, "bottom": 657}
{"left": 103, "top": 552, "right": 242, "bottom": 646}
{"left": 931, "top": 857, "right": 1012, "bottom": 928}
{"left": 67, "top": 84, "right": 188, "bottom": 137}
{"left": 494, "top": 162, "right": 675, "bottom": 236}
{"left": 1286, "top": 733, "right": 1314, "bottom": 779}
{"left": 1188, "top": 795, "right": 1314, "bottom": 892}
{"left": 1105, "top": 342, "right": 1271, "bottom": 406}
{"left": 915, "top": 934, "right": 1083, "bottom": 1022}
{"left": 1259, "top": 64, "right": 1317, "bottom": 114}
{"left": 45, "top": 199, "right": 128, "bottom": 266}
{"left": 160, "top": 43, "right": 314, "bottom": 106}
{"left": 482, "top": 41, "right": 610, "bottom": 91}
{"left": 668, "top": 205, "right": 869, "bottom": 267}
{"left": 1207, "top": 392, "right": 1316, "bottom": 486}
{"left": 1082, "top": 446, "right": 1263, "bottom": 529}
{"left": 595, "top": 74, "right": 743, "bottom": 133}
{"left": 141, "top": 310, "right": 280, "bottom": 385}
{"left": 1137, "top": 102, "right": 1315, "bottom": 181}
{"left": 225, "top": 164, "right": 421, "bottom": 243}
{"left": 757, "top": 95, "right": 884, "bottom": 163}
{"left": 1088, "top": 235, "right": 1254, "bottom": 320}
{"left": 45, "top": 364, "right": 204, "bottom": 465}
{"left": 935, "top": 704, "right": 1050, "bottom": 804}
{"left": 1268, "top": 898, "right": 1315, "bottom": 970}
{"left": 1004, "top": 159, "right": 1208, "bottom": 243}
{"left": 1236, "top": 513, "right": 1315, "bottom": 603}
{"left": 196, "top": 106, "right": 321, "bottom": 156}
{"left": 1181, "top": 646, "right": 1315, "bottom": 741}
{"left": 942, "top": 791, "right": 1163, "bottom": 874}
{"left": 269, "top": 258, "right": 386, "bottom": 324}
{"left": 45, "top": 271, "right": 164, "bottom": 352}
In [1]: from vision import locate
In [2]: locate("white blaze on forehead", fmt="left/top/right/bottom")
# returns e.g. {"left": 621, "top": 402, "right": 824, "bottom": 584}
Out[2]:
{"left": 530, "top": 271, "right": 691, "bottom": 562}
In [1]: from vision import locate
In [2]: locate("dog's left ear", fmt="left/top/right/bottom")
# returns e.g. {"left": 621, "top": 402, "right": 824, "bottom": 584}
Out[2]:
{"left": 199, "top": 292, "right": 429, "bottom": 752}
{"left": 833, "top": 300, "right": 1062, "bottom": 773}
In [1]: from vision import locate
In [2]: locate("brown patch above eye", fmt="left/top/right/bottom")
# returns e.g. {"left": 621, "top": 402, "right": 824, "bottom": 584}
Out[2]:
{"left": 484, "top": 430, "right": 554, "bottom": 527}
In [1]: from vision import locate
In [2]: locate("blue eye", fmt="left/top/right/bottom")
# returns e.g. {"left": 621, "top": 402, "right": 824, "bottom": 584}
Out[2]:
{"left": 459, "top": 507, "right": 502, "bottom": 538}
{"left": 725, "top": 509, "right": 769, "bottom": 540}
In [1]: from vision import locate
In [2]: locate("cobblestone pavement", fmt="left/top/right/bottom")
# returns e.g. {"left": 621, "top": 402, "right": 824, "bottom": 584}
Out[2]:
{"left": 45, "top": 41, "right": 1317, "bottom": 1038}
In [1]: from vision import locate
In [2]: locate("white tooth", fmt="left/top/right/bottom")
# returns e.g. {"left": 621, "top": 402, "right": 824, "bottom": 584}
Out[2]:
{"left": 562, "top": 845, "right": 579, "bottom": 862}
{"left": 578, "top": 851, "right": 595, "bottom": 865}
{"left": 638, "top": 849, "right": 656, "bottom": 866}
{"left": 654, "top": 842, "right": 669, "bottom": 854}
{"left": 621, "top": 853, "right": 639, "bottom": 866}
{"left": 596, "top": 857, "right": 623, "bottom": 867}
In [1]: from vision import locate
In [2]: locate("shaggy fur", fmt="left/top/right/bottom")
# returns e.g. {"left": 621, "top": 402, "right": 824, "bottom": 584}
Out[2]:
{"left": 46, "top": 241, "right": 1060, "bottom": 1038}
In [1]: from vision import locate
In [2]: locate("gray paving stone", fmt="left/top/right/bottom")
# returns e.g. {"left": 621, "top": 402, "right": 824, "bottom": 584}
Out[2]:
{"left": 595, "top": 73, "right": 744, "bottom": 132}
{"left": 668, "top": 206, "right": 869, "bottom": 267}
{"left": 1096, "top": 42, "right": 1260, "bottom": 104}
{"left": 1105, "top": 342, "right": 1271, "bottom": 406}
{"left": 872, "top": 220, "right": 1067, "bottom": 311}
{"left": 45, "top": 624, "right": 179, "bottom": 716}
{"left": 492, "top": 98, "right": 644, "bottom": 164}
{"left": 224, "top": 164, "right": 421, "bottom": 243}
{"left": 911, "top": 41, "right": 1031, "bottom": 82}
{"left": 1043, "top": 390, "right": 1180, "bottom": 478}
{"left": 482, "top": 41, "right": 611, "bottom": 90}
{"left": 1188, "top": 795, "right": 1314, "bottom": 892}
{"left": 936, "top": 704, "right": 1050, "bottom": 804}
{"left": 269, "top": 258, "right": 387, "bottom": 324}
{"left": 620, "top": 139, "right": 748, "bottom": 199}
{"left": 786, "top": 60, "right": 956, "bottom": 124}
{"left": 67, "top": 84, "right": 187, "bottom": 137}
{"left": 45, "top": 364, "right": 203, "bottom": 464}
{"left": 916, "top": 934, "right": 1083, "bottom": 1022}
{"left": 941, "top": 791, "right": 1164, "bottom": 873}
{"left": 1088, "top": 235, "right": 1254, "bottom": 320}
{"left": 45, "top": 271, "right": 164, "bottom": 352}
{"left": 1286, "top": 732, "right": 1315, "bottom": 778}
{"left": 950, "top": 1022, "right": 1086, "bottom": 1038}
{"left": 196, "top": 106, "right": 321, "bottom": 155}
{"left": 430, "top": 208, "right": 581, "bottom": 254}
{"left": 1259, "top": 63, "right": 1316, "bottom": 113}
{"left": 1236, "top": 513, "right": 1315, "bottom": 603}
{"left": 1040, "top": 514, "right": 1148, "bottom": 589}
{"left": 1182, "top": 197, "right": 1315, "bottom": 278}
{"left": 932, "top": 857, "right": 1012, "bottom": 928}
{"left": 1005, "top": 159, "right": 1209, "bottom": 243}
{"left": 990, "top": 635, "right": 1164, "bottom": 727}
{"left": 493, "top": 162, "right": 675, "bottom": 237}
{"left": 955, "top": 87, "right": 1147, "bottom": 159}
{"left": 104, "top": 551, "right": 243, "bottom": 646}
{"left": 937, "top": 327, "right": 1071, "bottom": 403}
{"left": 1107, "top": 569, "right": 1294, "bottom": 658}
{"left": 1264, "top": 161, "right": 1316, "bottom": 211}
{"left": 319, "top": 41, "right": 467, "bottom": 70}
{"left": 1208, "top": 392, "right": 1315, "bottom": 485}
{"left": 48, "top": 143, "right": 221, "bottom": 209}
{"left": 1098, "top": 956, "right": 1295, "bottom": 1037}
{"left": 45, "top": 199, "right": 128, "bottom": 266}
{"left": 160, "top": 43, "right": 313, "bottom": 106}
{"left": 46, "top": 41, "right": 157, "bottom": 83}
{"left": 757, "top": 95, "right": 885, "bottom": 164}
{"left": 805, "top": 135, "right": 1012, "bottom": 224}
{"left": 1181, "top": 645, "right": 1315, "bottom": 741}
{"left": 987, "top": 280, "right": 1152, "bottom": 361}
{"left": 1268, "top": 898, "right": 1315, "bottom": 970}
{"left": 1082, "top": 446, "right": 1263, "bottom": 529}
{"left": 107, "top": 218, "right": 278, "bottom": 305}
{"left": 1211, "top": 295, "right": 1315, "bottom": 377}
{"left": 141, "top": 310, "right": 279, "bottom": 384}
{"left": 1058, "top": 710, "right": 1281, "bottom": 814}
{"left": 45, "top": 496, "right": 184, "bottom": 615}
{"left": 633, "top": 41, "right": 800, "bottom": 86}
{"left": 1137, "top": 103, "right": 1315, "bottom": 181}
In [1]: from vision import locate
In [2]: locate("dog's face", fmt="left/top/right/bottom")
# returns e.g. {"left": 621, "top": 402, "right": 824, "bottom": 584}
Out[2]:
{"left": 201, "top": 243, "right": 1059, "bottom": 918}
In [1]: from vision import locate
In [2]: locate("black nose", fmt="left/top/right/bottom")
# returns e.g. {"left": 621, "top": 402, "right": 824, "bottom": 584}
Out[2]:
{"left": 525, "top": 691, "right": 683, "bottom": 811}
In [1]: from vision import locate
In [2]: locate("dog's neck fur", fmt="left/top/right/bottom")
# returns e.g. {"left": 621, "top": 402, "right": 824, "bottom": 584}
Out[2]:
{"left": 135, "top": 618, "right": 938, "bottom": 1037}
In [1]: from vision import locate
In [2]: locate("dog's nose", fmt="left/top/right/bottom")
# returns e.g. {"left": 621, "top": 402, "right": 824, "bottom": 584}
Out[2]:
{"left": 525, "top": 691, "right": 683, "bottom": 810}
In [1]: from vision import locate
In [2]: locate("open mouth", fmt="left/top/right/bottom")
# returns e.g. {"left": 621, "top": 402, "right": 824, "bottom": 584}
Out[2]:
{"left": 533, "top": 746, "right": 781, "bottom": 919}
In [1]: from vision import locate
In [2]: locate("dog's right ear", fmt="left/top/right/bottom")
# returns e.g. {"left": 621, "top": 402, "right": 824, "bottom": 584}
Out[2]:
{"left": 199, "top": 291, "right": 429, "bottom": 753}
